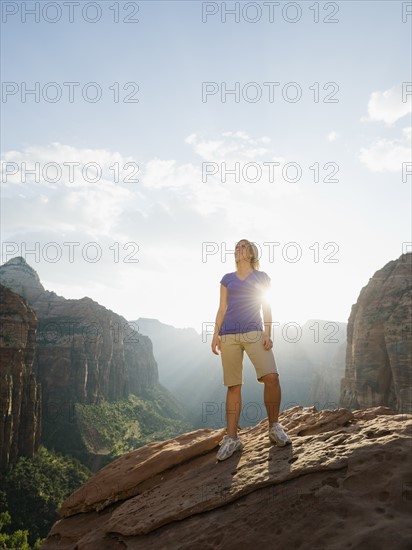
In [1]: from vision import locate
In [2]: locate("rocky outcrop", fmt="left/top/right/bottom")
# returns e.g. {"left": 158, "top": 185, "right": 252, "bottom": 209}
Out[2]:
{"left": 0, "top": 255, "right": 45, "bottom": 305}
{"left": 41, "top": 406, "right": 412, "bottom": 549}
{"left": 0, "top": 257, "right": 158, "bottom": 407}
{"left": 0, "top": 283, "right": 41, "bottom": 471}
{"left": 341, "top": 252, "right": 412, "bottom": 414}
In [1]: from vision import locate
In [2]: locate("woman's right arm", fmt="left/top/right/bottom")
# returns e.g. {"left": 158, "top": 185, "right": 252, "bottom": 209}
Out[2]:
{"left": 211, "top": 284, "right": 227, "bottom": 355}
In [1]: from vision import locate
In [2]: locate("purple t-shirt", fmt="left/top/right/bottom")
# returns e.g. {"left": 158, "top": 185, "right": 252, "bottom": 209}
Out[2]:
{"left": 218, "top": 270, "right": 271, "bottom": 335}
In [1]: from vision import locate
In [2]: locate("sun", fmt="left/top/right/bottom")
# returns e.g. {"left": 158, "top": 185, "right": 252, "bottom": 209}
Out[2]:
{"left": 257, "top": 283, "right": 273, "bottom": 305}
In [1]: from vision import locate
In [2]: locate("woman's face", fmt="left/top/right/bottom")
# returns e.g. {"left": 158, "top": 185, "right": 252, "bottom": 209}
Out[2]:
{"left": 235, "top": 241, "right": 252, "bottom": 262}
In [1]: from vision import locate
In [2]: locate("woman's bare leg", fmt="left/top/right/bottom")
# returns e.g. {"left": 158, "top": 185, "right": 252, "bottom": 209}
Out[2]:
{"left": 226, "top": 384, "right": 242, "bottom": 437}
{"left": 261, "top": 373, "right": 281, "bottom": 426}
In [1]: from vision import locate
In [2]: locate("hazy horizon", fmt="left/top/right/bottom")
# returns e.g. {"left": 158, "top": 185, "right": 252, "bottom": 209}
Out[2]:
{"left": 1, "top": 253, "right": 352, "bottom": 335}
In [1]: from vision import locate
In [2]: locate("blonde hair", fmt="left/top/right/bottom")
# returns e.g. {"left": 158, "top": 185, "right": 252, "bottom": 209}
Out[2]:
{"left": 236, "top": 239, "right": 260, "bottom": 270}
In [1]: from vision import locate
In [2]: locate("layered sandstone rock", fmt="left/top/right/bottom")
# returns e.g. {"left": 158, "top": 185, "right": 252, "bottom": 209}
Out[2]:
{"left": 0, "top": 283, "right": 41, "bottom": 471}
{"left": 41, "top": 406, "right": 412, "bottom": 549}
{"left": 341, "top": 252, "right": 412, "bottom": 413}
{"left": 0, "top": 257, "right": 158, "bottom": 407}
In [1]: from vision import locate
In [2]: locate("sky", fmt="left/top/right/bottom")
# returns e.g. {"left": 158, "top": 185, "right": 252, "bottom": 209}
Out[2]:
{"left": 1, "top": 0, "right": 411, "bottom": 334}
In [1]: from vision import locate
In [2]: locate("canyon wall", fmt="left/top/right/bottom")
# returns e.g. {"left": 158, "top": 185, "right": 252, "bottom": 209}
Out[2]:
{"left": 0, "top": 257, "right": 160, "bottom": 470}
{"left": 0, "top": 257, "right": 158, "bottom": 408}
{"left": 0, "top": 283, "right": 41, "bottom": 471}
{"left": 340, "top": 252, "right": 412, "bottom": 413}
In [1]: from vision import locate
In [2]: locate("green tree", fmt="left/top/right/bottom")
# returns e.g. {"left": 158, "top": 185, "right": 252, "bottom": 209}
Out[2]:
{"left": 0, "top": 509, "right": 32, "bottom": 549}
{"left": 1, "top": 446, "right": 91, "bottom": 547}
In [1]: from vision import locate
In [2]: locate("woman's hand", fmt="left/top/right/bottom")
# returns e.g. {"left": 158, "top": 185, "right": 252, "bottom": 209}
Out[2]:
{"left": 211, "top": 334, "right": 221, "bottom": 355}
{"left": 262, "top": 334, "right": 273, "bottom": 351}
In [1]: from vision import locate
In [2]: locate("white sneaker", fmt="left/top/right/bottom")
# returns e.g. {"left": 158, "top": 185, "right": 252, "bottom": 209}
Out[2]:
{"left": 216, "top": 435, "right": 243, "bottom": 461}
{"left": 269, "top": 422, "right": 291, "bottom": 447}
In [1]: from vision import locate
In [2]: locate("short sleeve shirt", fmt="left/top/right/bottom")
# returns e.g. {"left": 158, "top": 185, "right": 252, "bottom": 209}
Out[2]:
{"left": 218, "top": 270, "right": 271, "bottom": 335}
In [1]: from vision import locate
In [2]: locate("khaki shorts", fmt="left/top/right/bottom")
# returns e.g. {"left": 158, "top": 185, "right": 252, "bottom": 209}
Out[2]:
{"left": 219, "top": 330, "right": 279, "bottom": 386}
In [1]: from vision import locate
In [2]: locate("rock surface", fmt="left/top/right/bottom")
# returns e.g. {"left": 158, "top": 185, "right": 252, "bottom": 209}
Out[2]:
{"left": 0, "top": 283, "right": 41, "bottom": 471}
{"left": 341, "top": 252, "right": 412, "bottom": 413}
{"left": 41, "top": 406, "right": 412, "bottom": 549}
{"left": 0, "top": 257, "right": 159, "bottom": 406}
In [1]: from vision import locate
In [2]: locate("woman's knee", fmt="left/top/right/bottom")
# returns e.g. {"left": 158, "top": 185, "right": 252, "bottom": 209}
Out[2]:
{"left": 261, "top": 373, "right": 279, "bottom": 385}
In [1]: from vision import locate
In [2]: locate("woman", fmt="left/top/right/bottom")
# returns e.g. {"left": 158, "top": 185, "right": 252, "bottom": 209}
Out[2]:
{"left": 211, "top": 239, "right": 291, "bottom": 461}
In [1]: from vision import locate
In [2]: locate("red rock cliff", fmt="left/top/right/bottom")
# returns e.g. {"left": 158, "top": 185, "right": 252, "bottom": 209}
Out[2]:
{"left": 0, "top": 257, "right": 158, "bottom": 408}
{"left": 340, "top": 252, "right": 412, "bottom": 413}
{"left": 0, "top": 283, "right": 41, "bottom": 471}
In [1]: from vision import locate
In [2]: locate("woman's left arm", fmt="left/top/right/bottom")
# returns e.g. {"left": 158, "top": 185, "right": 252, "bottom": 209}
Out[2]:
{"left": 262, "top": 301, "right": 273, "bottom": 350}
{"left": 260, "top": 272, "right": 273, "bottom": 350}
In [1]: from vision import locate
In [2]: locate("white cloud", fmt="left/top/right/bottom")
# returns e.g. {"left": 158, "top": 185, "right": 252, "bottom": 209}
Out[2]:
{"left": 222, "top": 130, "right": 250, "bottom": 140}
{"left": 141, "top": 159, "right": 200, "bottom": 189}
{"left": 362, "top": 84, "right": 412, "bottom": 125}
{"left": 359, "top": 83, "right": 412, "bottom": 172}
{"left": 1, "top": 143, "right": 141, "bottom": 239}
{"left": 327, "top": 131, "right": 339, "bottom": 141}
{"left": 185, "top": 132, "right": 271, "bottom": 162}
{"left": 359, "top": 128, "right": 411, "bottom": 172}
{"left": 402, "top": 126, "right": 412, "bottom": 141}
{"left": 2, "top": 134, "right": 300, "bottom": 252}
{"left": 1, "top": 142, "right": 134, "bottom": 189}
{"left": 184, "top": 133, "right": 197, "bottom": 145}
